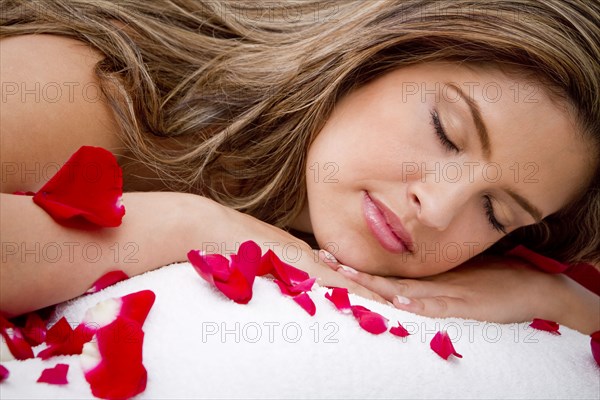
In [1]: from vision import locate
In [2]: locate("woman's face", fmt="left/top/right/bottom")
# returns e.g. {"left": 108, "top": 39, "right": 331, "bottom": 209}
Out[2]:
{"left": 295, "top": 62, "right": 593, "bottom": 277}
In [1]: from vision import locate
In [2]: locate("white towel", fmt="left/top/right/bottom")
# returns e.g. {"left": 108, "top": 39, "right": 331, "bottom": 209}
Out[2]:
{"left": 1, "top": 262, "right": 598, "bottom": 399}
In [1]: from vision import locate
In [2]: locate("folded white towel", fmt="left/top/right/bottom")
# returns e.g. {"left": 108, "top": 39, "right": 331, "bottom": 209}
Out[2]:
{"left": 1, "top": 262, "right": 598, "bottom": 399}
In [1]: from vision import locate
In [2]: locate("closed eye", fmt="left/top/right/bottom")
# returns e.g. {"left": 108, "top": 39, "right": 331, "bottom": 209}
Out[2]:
{"left": 430, "top": 109, "right": 459, "bottom": 153}
{"left": 483, "top": 195, "right": 507, "bottom": 234}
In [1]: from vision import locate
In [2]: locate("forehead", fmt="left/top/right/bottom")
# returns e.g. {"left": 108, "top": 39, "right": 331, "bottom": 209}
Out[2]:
{"left": 384, "top": 62, "right": 593, "bottom": 215}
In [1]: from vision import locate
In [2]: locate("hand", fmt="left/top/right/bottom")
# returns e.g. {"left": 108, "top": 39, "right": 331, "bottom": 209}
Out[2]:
{"left": 326, "top": 252, "right": 599, "bottom": 332}
{"left": 213, "top": 206, "right": 387, "bottom": 304}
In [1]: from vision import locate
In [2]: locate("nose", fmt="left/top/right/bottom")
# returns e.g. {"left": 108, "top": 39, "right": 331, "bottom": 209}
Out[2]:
{"left": 407, "top": 177, "right": 471, "bottom": 231}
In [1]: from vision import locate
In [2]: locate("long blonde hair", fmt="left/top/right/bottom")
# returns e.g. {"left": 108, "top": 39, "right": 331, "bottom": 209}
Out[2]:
{"left": 2, "top": 0, "right": 599, "bottom": 264}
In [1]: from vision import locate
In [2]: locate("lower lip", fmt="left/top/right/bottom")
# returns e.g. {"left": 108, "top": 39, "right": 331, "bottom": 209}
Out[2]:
{"left": 362, "top": 192, "right": 409, "bottom": 254}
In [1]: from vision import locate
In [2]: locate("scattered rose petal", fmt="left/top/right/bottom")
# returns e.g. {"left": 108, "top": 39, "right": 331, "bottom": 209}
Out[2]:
{"left": 230, "top": 241, "right": 262, "bottom": 286}
{"left": 78, "top": 290, "right": 156, "bottom": 341}
{"left": 351, "top": 305, "right": 389, "bottom": 335}
{"left": 0, "top": 316, "right": 34, "bottom": 361}
{"left": 21, "top": 312, "right": 47, "bottom": 346}
{"left": 37, "top": 363, "right": 69, "bottom": 385}
{"left": 12, "top": 191, "right": 36, "bottom": 196}
{"left": 292, "top": 292, "right": 316, "bottom": 316}
{"left": 273, "top": 276, "right": 316, "bottom": 315}
{"left": 32, "top": 146, "right": 125, "bottom": 229}
{"left": 507, "top": 245, "right": 568, "bottom": 273}
{"left": 0, "top": 364, "right": 8, "bottom": 382}
{"left": 86, "top": 270, "right": 129, "bottom": 294}
{"left": 188, "top": 241, "right": 261, "bottom": 304}
{"left": 390, "top": 322, "right": 410, "bottom": 338}
{"left": 115, "top": 291, "right": 156, "bottom": 327}
{"left": 430, "top": 331, "right": 462, "bottom": 360}
{"left": 273, "top": 278, "right": 316, "bottom": 297}
{"left": 324, "top": 287, "right": 352, "bottom": 313}
{"left": 44, "top": 317, "right": 72, "bottom": 345}
{"left": 591, "top": 331, "right": 600, "bottom": 367}
{"left": 258, "top": 249, "right": 310, "bottom": 285}
{"left": 190, "top": 253, "right": 229, "bottom": 284}
{"left": 38, "top": 291, "right": 155, "bottom": 360}
{"left": 81, "top": 317, "right": 147, "bottom": 400}
{"left": 325, "top": 287, "right": 389, "bottom": 334}
{"left": 529, "top": 318, "right": 561, "bottom": 335}
{"left": 37, "top": 317, "right": 88, "bottom": 359}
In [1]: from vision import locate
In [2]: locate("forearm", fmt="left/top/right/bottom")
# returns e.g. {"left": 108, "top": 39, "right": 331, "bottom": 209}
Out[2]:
{"left": 555, "top": 274, "right": 600, "bottom": 335}
{"left": 0, "top": 191, "right": 224, "bottom": 316}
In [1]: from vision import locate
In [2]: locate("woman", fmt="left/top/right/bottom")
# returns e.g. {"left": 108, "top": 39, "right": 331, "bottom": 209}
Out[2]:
{"left": 1, "top": 0, "right": 598, "bottom": 333}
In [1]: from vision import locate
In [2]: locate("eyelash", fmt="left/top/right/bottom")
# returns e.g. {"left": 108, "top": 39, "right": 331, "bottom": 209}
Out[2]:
{"left": 430, "top": 109, "right": 506, "bottom": 234}
{"left": 483, "top": 196, "right": 507, "bottom": 234}
{"left": 430, "top": 109, "right": 460, "bottom": 153}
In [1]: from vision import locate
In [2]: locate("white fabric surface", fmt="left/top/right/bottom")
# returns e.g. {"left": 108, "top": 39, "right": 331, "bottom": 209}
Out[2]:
{"left": 1, "top": 262, "right": 599, "bottom": 399}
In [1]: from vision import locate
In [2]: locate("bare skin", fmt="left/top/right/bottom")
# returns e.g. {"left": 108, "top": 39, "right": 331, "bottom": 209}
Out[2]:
{"left": 0, "top": 34, "right": 379, "bottom": 316}
{"left": 1, "top": 34, "right": 598, "bottom": 333}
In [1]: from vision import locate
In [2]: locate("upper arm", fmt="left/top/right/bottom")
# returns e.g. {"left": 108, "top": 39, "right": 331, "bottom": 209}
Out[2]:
{"left": 0, "top": 34, "right": 125, "bottom": 193}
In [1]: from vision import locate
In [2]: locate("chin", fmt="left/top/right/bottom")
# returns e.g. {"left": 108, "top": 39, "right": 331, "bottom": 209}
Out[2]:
{"left": 317, "top": 230, "right": 389, "bottom": 275}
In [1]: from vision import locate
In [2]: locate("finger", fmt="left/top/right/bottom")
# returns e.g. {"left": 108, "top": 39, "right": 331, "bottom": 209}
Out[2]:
{"left": 392, "top": 295, "right": 469, "bottom": 319}
{"left": 337, "top": 267, "right": 436, "bottom": 301}
{"left": 347, "top": 281, "right": 388, "bottom": 304}
{"left": 336, "top": 266, "right": 398, "bottom": 300}
{"left": 317, "top": 249, "right": 340, "bottom": 271}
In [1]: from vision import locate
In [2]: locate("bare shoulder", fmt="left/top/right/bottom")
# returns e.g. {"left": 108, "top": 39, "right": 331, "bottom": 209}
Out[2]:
{"left": 0, "top": 34, "right": 125, "bottom": 193}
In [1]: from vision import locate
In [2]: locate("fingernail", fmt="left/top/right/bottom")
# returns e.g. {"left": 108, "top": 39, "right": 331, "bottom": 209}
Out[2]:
{"left": 395, "top": 295, "right": 411, "bottom": 305}
{"left": 339, "top": 265, "right": 358, "bottom": 274}
{"left": 319, "top": 249, "right": 338, "bottom": 264}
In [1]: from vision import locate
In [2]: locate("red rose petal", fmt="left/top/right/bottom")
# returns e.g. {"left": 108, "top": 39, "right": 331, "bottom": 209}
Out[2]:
{"left": 12, "top": 191, "right": 36, "bottom": 196}
{"left": 1, "top": 315, "right": 35, "bottom": 361}
{"left": 215, "top": 268, "right": 254, "bottom": 304}
{"left": 351, "top": 305, "right": 388, "bottom": 335}
{"left": 38, "top": 290, "right": 155, "bottom": 361}
{"left": 390, "top": 322, "right": 410, "bottom": 337}
{"left": 81, "top": 317, "right": 147, "bottom": 400}
{"left": 78, "top": 290, "right": 156, "bottom": 342}
{"left": 21, "top": 312, "right": 47, "bottom": 346}
{"left": 230, "top": 240, "right": 261, "bottom": 286}
{"left": 257, "top": 249, "right": 277, "bottom": 276}
{"left": 32, "top": 146, "right": 125, "bottom": 229}
{"left": 273, "top": 276, "right": 316, "bottom": 315}
{"left": 258, "top": 250, "right": 309, "bottom": 285}
{"left": 293, "top": 292, "right": 317, "bottom": 316}
{"left": 0, "top": 325, "right": 34, "bottom": 360}
{"left": 325, "top": 287, "right": 352, "bottom": 313}
{"left": 289, "top": 278, "right": 316, "bottom": 293}
{"left": 529, "top": 318, "right": 561, "bottom": 335}
{"left": 86, "top": 270, "right": 129, "bottom": 294}
{"left": 430, "top": 331, "right": 462, "bottom": 360}
{"left": 188, "top": 251, "right": 225, "bottom": 285}
{"left": 0, "top": 364, "right": 9, "bottom": 382}
{"left": 591, "top": 331, "right": 600, "bottom": 366}
{"left": 506, "top": 245, "right": 568, "bottom": 273}
{"left": 45, "top": 317, "right": 72, "bottom": 345}
{"left": 0, "top": 315, "right": 12, "bottom": 330}
{"left": 37, "top": 363, "right": 69, "bottom": 385}
{"left": 274, "top": 278, "right": 316, "bottom": 297}
{"left": 37, "top": 317, "right": 88, "bottom": 359}
{"left": 118, "top": 291, "right": 156, "bottom": 327}
{"left": 188, "top": 246, "right": 257, "bottom": 304}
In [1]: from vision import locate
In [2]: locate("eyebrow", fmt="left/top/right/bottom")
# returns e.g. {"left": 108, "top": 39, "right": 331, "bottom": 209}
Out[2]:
{"left": 503, "top": 187, "right": 544, "bottom": 223}
{"left": 445, "top": 83, "right": 491, "bottom": 160}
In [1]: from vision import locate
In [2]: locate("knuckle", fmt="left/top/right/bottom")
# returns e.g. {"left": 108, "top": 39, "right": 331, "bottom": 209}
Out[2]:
{"left": 395, "top": 281, "right": 410, "bottom": 293}
{"left": 432, "top": 296, "right": 449, "bottom": 314}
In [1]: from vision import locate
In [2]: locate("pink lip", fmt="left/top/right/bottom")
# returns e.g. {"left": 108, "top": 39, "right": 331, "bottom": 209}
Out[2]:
{"left": 362, "top": 191, "right": 414, "bottom": 254}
